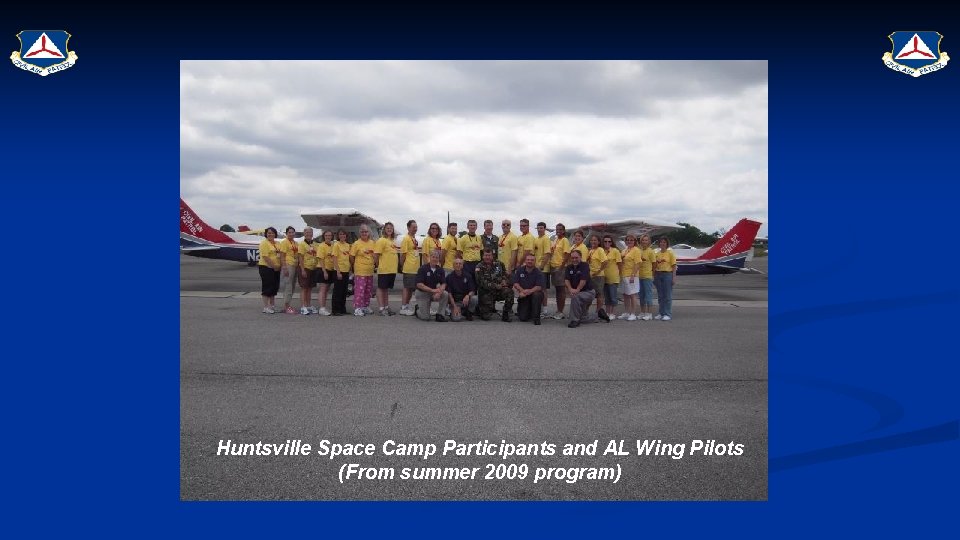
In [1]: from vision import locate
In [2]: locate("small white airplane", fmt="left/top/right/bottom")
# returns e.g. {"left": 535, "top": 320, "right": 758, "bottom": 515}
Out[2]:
{"left": 573, "top": 217, "right": 762, "bottom": 275}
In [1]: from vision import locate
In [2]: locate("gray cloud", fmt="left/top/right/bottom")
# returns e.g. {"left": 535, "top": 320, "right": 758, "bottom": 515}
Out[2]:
{"left": 181, "top": 61, "right": 767, "bottom": 237}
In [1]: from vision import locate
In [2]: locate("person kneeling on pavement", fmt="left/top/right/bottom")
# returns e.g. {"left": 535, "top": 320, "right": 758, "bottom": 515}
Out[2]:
{"left": 415, "top": 250, "right": 449, "bottom": 322}
{"left": 564, "top": 249, "right": 609, "bottom": 328}
{"left": 446, "top": 258, "right": 478, "bottom": 321}
{"left": 475, "top": 248, "right": 514, "bottom": 322}
{"left": 513, "top": 253, "right": 544, "bottom": 325}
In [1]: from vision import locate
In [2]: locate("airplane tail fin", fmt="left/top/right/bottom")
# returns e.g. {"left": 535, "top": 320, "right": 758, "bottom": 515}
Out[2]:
{"left": 698, "top": 218, "right": 762, "bottom": 260}
{"left": 180, "top": 198, "right": 235, "bottom": 244}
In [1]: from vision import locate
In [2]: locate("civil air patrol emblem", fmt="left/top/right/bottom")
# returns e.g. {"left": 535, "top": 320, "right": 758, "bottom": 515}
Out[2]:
{"left": 11, "top": 30, "right": 77, "bottom": 76}
{"left": 882, "top": 31, "right": 949, "bottom": 77}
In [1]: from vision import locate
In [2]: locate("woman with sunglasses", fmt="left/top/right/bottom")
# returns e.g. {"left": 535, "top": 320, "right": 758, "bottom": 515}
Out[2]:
{"left": 586, "top": 234, "right": 610, "bottom": 321}
{"left": 601, "top": 234, "right": 623, "bottom": 320}
{"left": 619, "top": 234, "right": 641, "bottom": 321}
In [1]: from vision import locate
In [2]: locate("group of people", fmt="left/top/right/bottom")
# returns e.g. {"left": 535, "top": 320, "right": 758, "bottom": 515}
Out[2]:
{"left": 256, "top": 218, "right": 678, "bottom": 327}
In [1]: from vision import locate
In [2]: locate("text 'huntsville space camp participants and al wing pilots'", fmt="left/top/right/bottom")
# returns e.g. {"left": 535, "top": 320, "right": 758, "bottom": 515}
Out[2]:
{"left": 216, "top": 438, "right": 747, "bottom": 485}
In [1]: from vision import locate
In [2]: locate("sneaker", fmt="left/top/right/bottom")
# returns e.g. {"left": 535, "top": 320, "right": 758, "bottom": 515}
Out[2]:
{"left": 284, "top": 306, "right": 296, "bottom": 314}
{"left": 642, "top": 313, "right": 653, "bottom": 321}
{"left": 307, "top": 306, "right": 318, "bottom": 314}
{"left": 429, "top": 307, "right": 438, "bottom": 316}
{"left": 364, "top": 306, "right": 374, "bottom": 315}
{"left": 435, "top": 314, "right": 447, "bottom": 322}
{"left": 617, "top": 313, "right": 630, "bottom": 320}
{"left": 354, "top": 308, "right": 365, "bottom": 317}
{"left": 598, "top": 309, "right": 610, "bottom": 322}
{"left": 399, "top": 306, "right": 415, "bottom": 316}
{"left": 654, "top": 314, "right": 663, "bottom": 320}
{"left": 318, "top": 307, "right": 331, "bottom": 316}
{"left": 501, "top": 311, "right": 512, "bottom": 323}
{"left": 567, "top": 320, "right": 581, "bottom": 328}
{"left": 551, "top": 312, "right": 565, "bottom": 320}
{"left": 300, "top": 307, "right": 311, "bottom": 315}
{"left": 262, "top": 307, "right": 275, "bottom": 314}
{"left": 386, "top": 307, "right": 396, "bottom": 316}
{"left": 627, "top": 313, "right": 637, "bottom": 321}
{"left": 662, "top": 315, "right": 672, "bottom": 321}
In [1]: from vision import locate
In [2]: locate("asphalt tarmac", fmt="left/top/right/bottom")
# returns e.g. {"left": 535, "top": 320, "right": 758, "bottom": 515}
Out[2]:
{"left": 180, "top": 255, "right": 768, "bottom": 500}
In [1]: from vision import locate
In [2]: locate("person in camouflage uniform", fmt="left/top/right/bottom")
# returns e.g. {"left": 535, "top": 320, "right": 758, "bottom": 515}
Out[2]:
{"left": 475, "top": 248, "right": 514, "bottom": 322}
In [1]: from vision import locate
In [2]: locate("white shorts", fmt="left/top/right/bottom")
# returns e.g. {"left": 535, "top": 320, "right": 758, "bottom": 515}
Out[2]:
{"left": 620, "top": 277, "right": 640, "bottom": 296}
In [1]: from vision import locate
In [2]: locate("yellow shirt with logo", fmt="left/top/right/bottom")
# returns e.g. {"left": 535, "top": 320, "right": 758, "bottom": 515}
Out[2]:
{"left": 457, "top": 234, "right": 482, "bottom": 262}
{"left": 586, "top": 247, "right": 607, "bottom": 277}
{"left": 639, "top": 247, "right": 656, "bottom": 279}
{"left": 258, "top": 239, "right": 282, "bottom": 268}
{"left": 654, "top": 249, "right": 677, "bottom": 272}
{"left": 351, "top": 239, "right": 377, "bottom": 277}
{"left": 516, "top": 232, "right": 535, "bottom": 265}
{"left": 621, "top": 246, "right": 641, "bottom": 278}
{"left": 534, "top": 234, "right": 551, "bottom": 270}
{"left": 441, "top": 234, "right": 458, "bottom": 270}
{"left": 299, "top": 240, "right": 320, "bottom": 270}
{"left": 333, "top": 241, "right": 352, "bottom": 273}
{"left": 424, "top": 236, "right": 444, "bottom": 266}
{"left": 374, "top": 237, "right": 399, "bottom": 274}
{"left": 498, "top": 232, "right": 518, "bottom": 268}
{"left": 279, "top": 238, "right": 299, "bottom": 266}
{"left": 548, "top": 237, "right": 571, "bottom": 269}
{"left": 318, "top": 242, "right": 336, "bottom": 271}
{"left": 603, "top": 247, "right": 622, "bottom": 283}
{"left": 401, "top": 235, "right": 421, "bottom": 274}
{"left": 570, "top": 242, "right": 589, "bottom": 262}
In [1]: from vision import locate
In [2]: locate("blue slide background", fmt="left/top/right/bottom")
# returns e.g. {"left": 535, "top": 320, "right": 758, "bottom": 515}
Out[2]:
{"left": 3, "top": 5, "right": 956, "bottom": 537}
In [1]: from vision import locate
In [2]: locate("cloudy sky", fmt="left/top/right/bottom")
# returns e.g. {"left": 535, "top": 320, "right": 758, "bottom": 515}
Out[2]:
{"left": 181, "top": 61, "right": 767, "bottom": 237}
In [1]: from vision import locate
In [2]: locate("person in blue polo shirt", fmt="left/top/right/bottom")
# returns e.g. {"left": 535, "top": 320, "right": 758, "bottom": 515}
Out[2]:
{"left": 564, "top": 249, "right": 610, "bottom": 328}
{"left": 445, "top": 258, "right": 477, "bottom": 321}
{"left": 415, "top": 250, "right": 449, "bottom": 322}
{"left": 512, "top": 253, "right": 545, "bottom": 325}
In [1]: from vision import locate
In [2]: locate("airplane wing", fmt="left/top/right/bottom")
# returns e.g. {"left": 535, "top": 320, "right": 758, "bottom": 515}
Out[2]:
{"left": 576, "top": 218, "right": 681, "bottom": 239}
{"left": 180, "top": 245, "right": 220, "bottom": 252}
{"left": 300, "top": 208, "right": 382, "bottom": 230}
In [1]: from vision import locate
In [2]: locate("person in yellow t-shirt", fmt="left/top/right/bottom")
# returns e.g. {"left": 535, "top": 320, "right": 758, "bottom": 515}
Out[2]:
{"left": 398, "top": 219, "right": 420, "bottom": 316}
{"left": 278, "top": 225, "right": 300, "bottom": 313}
{"left": 619, "top": 235, "right": 641, "bottom": 321}
{"left": 547, "top": 223, "right": 572, "bottom": 319}
{"left": 441, "top": 222, "right": 458, "bottom": 271}
{"left": 297, "top": 227, "right": 319, "bottom": 315}
{"left": 373, "top": 222, "right": 399, "bottom": 316}
{"left": 457, "top": 219, "right": 483, "bottom": 278}
{"left": 330, "top": 229, "right": 352, "bottom": 316}
{"left": 534, "top": 221, "right": 552, "bottom": 313}
{"left": 601, "top": 234, "right": 623, "bottom": 320}
{"left": 514, "top": 218, "right": 535, "bottom": 269}
{"left": 424, "top": 222, "right": 443, "bottom": 268}
{"left": 257, "top": 227, "right": 282, "bottom": 313}
{"left": 638, "top": 234, "right": 657, "bottom": 320}
{"left": 315, "top": 230, "right": 336, "bottom": 316}
{"left": 350, "top": 225, "right": 377, "bottom": 316}
{"left": 498, "top": 220, "right": 518, "bottom": 273}
{"left": 569, "top": 230, "right": 589, "bottom": 261}
{"left": 653, "top": 237, "right": 678, "bottom": 320}
{"left": 586, "top": 234, "right": 609, "bottom": 319}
